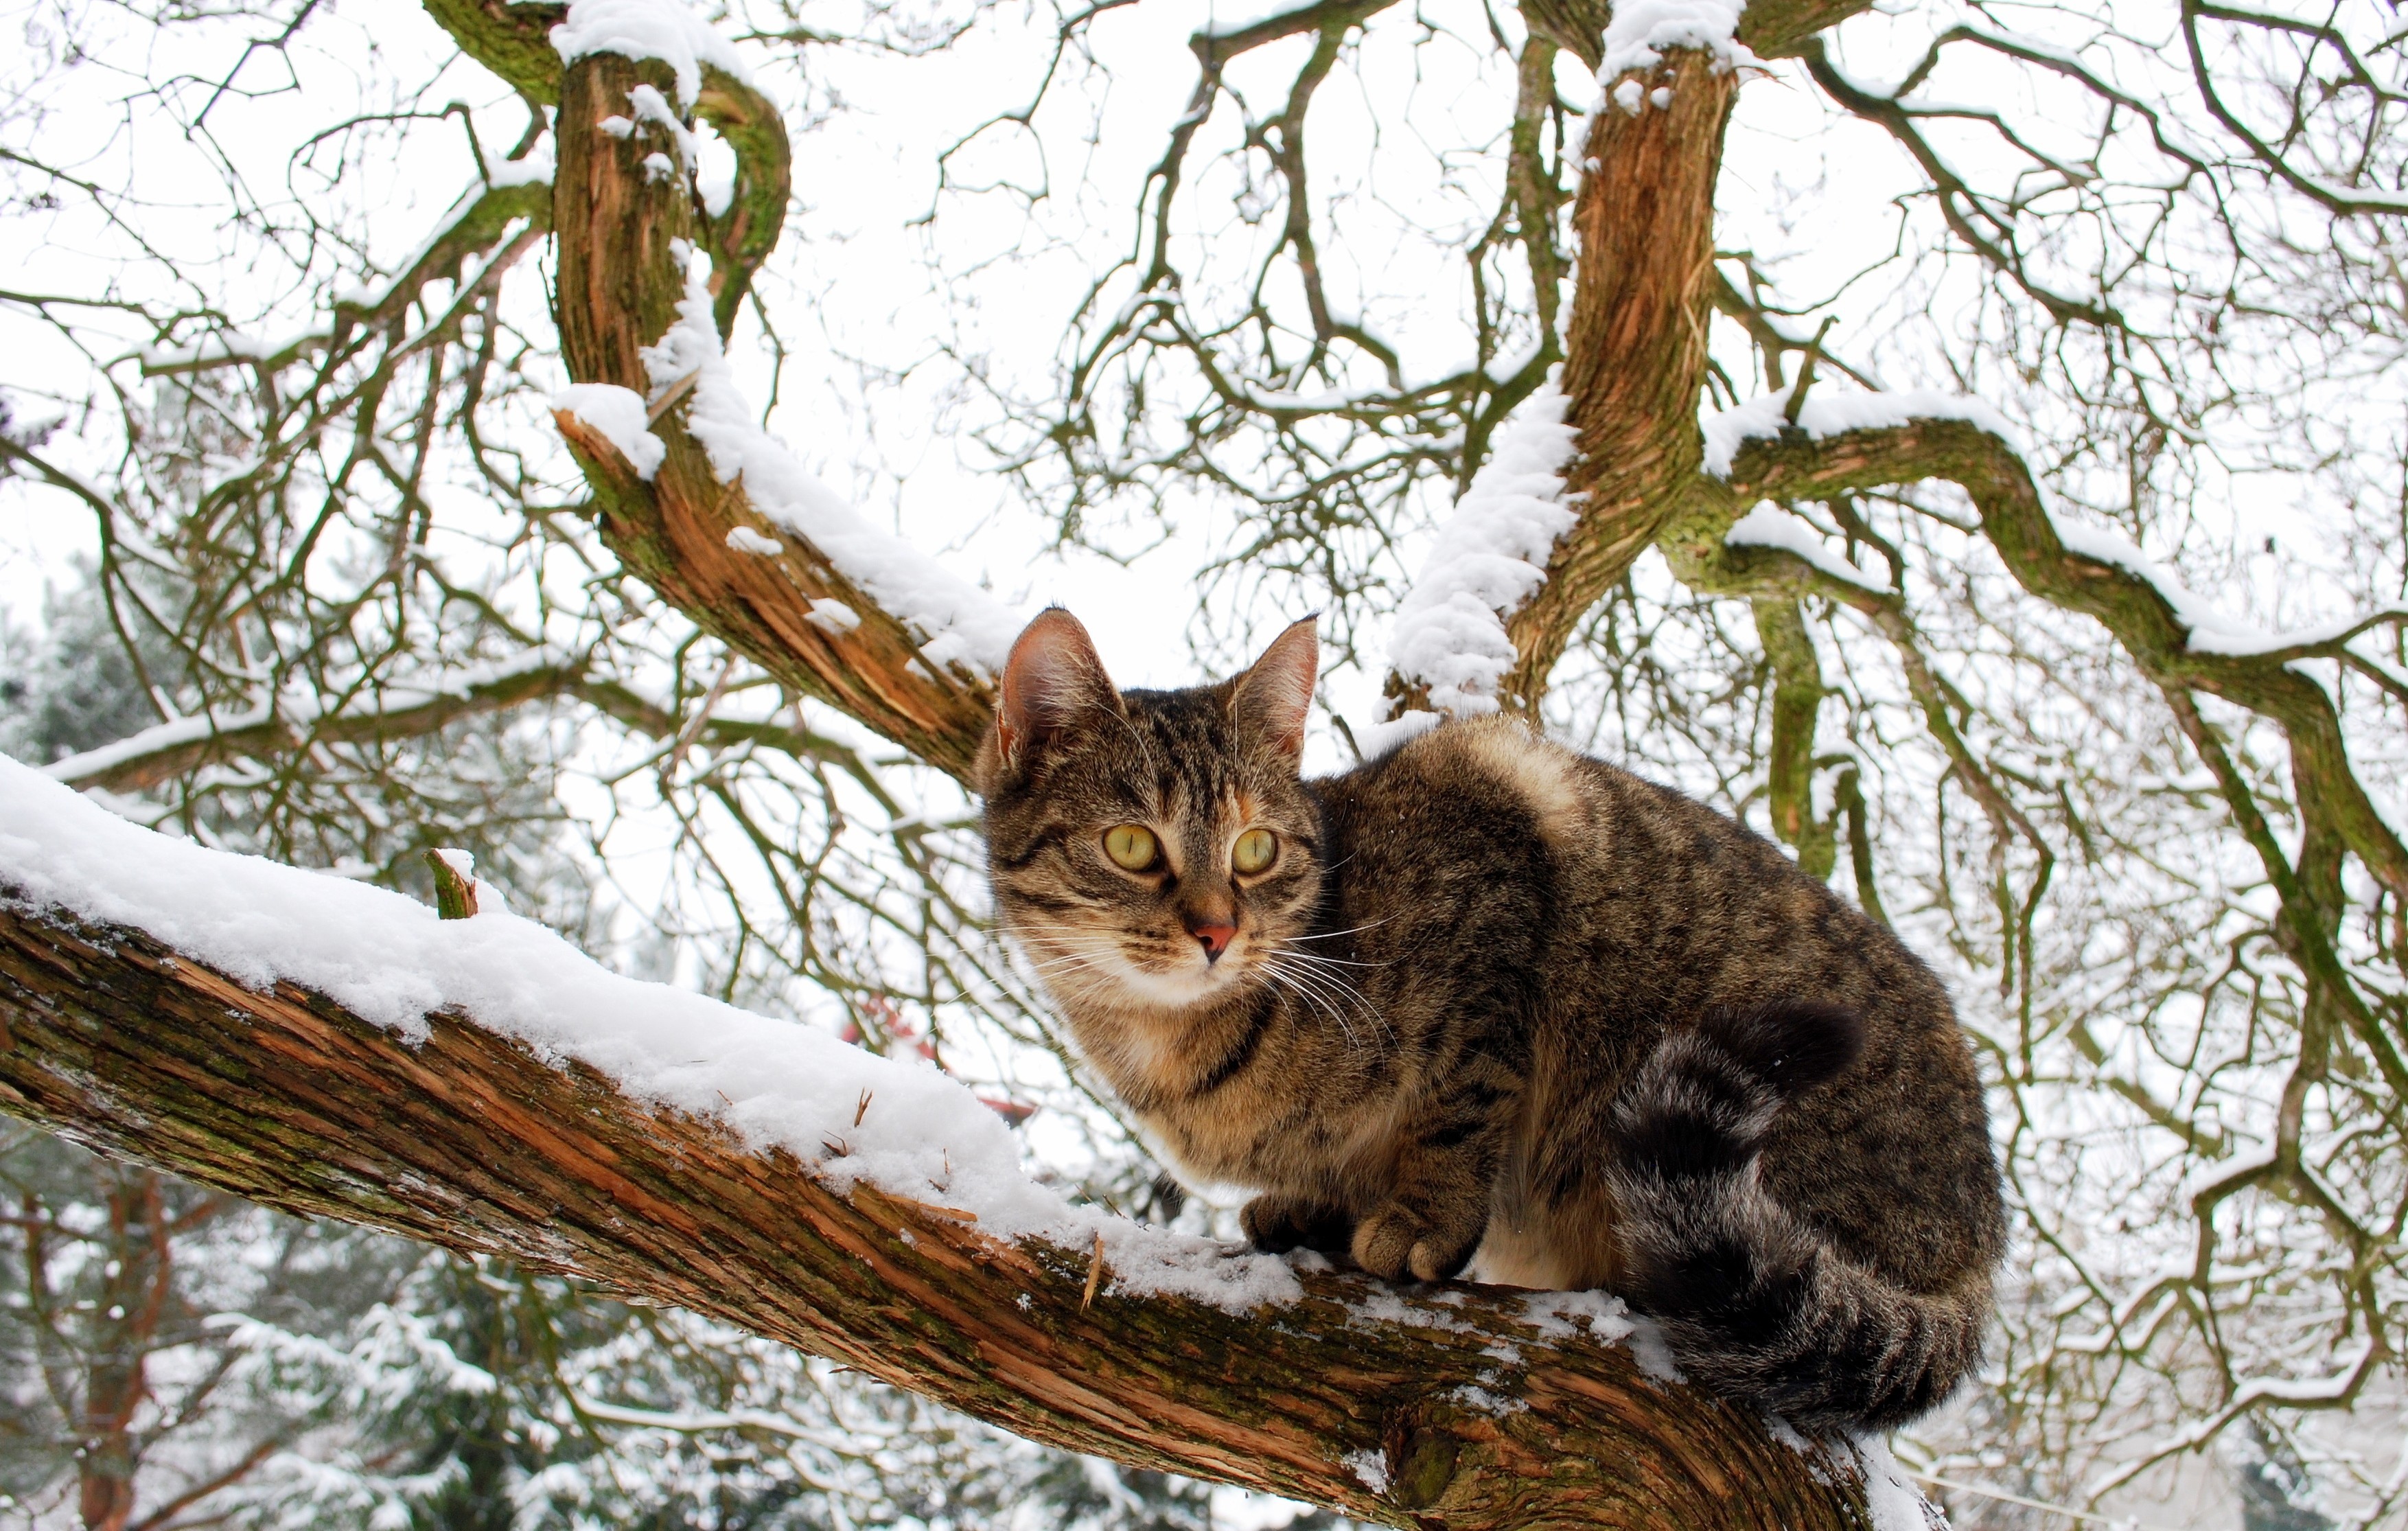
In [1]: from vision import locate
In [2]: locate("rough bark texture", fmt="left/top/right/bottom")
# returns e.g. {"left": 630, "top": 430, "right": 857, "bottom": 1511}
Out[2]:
{"left": 0, "top": 897, "right": 1883, "bottom": 1531}
{"left": 1501, "top": 55, "right": 1737, "bottom": 708}
{"left": 551, "top": 51, "right": 995, "bottom": 784}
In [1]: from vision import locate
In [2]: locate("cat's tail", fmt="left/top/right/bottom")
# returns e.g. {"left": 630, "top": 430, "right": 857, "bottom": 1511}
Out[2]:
{"left": 1604, "top": 1002, "right": 1989, "bottom": 1433}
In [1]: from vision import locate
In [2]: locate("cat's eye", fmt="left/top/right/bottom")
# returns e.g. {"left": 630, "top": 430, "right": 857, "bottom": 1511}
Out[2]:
{"left": 1231, "top": 828, "right": 1277, "bottom": 875}
{"left": 1102, "top": 824, "right": 1159, "bottom": 871}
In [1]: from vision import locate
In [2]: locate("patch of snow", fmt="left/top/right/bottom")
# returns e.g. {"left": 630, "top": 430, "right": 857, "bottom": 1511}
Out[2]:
{"left": 1595, "top": 0, "right": 1758, "bottom": 84}
{"left": 549, "top": 0, "right": 759, "bottom": 111}
{"left": 1853, "top": 1436, "right": 1944, "bottom": 1531}
{"left": 724, "top": 526, "right": 785, "bottom": 557}
{"left": 1445, "top": 1383, "right": 1528, "bottom": 1416}
{"left": 637, "top": 243, "right": 1022, "bottom": 678}
{"left": 1387, "top": 373, "right": 1579, "bottom": 718}
{"left": 1354, "top": 708, "right": 1442, "bottom": 760}
{"left": 1611, "top": 78, "right": 1645, "bottom": 114}
{"left": 804, "top": 599, "right": 863, "bottom": 636}
{"left": 0, "top": 757, "right": 1301, "bottom": 1315}
{"left": 485, "top": 141, "right": 557, "bottom": 188}
{"left": 1698, "top": 387, "right": 2019, "bottom": 478}
{"left": 1622, "top": 1315, "right": 1684, "bottom": 1381}
{"left": 1517, "top": 1288, "right": 1638, "bottom": 1346}
{"left": 1725, "top": 501, "right": 1889, "bottom": 591}
{"left": 1763, "top": 1413, "right": 1814, "bottom": 1454}
{"left": 1339, "top": 1449, "right": 1389, "bottom": 1494}
{"left": 553, "top": 384, "right": 667, "bottom": 479}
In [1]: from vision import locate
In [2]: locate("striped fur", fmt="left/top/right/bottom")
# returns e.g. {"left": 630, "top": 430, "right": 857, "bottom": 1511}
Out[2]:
{"left": 977, "top": 612, "right": 2006, "bottom": 1431}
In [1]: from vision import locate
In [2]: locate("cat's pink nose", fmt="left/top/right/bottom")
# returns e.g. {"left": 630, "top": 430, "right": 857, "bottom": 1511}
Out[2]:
{"left": 1190, "top": 923, "right": 1236, "bottom": 962}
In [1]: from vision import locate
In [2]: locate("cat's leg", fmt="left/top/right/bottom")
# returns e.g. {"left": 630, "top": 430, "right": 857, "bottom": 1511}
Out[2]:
{"left": 1239, "top": 1194, "right": 1354, "bottom": 1254}
{"left": 1351, "top": 1064, "right": 1518, "bottom": 1282}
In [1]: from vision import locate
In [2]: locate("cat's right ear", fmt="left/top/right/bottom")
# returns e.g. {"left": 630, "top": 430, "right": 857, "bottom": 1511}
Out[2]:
{"left": 988, "top": 608, "right": 1121, "bottom": 774}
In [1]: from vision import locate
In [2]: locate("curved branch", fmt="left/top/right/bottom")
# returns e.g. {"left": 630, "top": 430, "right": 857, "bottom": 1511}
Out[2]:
{"left": 1720, "top": 417, "right": 2408, "bottom": 1090}
{"left": 1500, "top": 53, "right": 1739, "bottom": 707}
{"left": 0, "top": 866, "right": 1884, "bottom": 1531}
{"left": 547, "top": 51, "right": 995, "bottom": 783}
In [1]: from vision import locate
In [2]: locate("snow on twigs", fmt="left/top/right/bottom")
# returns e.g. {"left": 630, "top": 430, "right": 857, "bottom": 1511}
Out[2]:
{"left": 1385, "top": 376, "right": 1578, "bottom": 721}
{"left": 0, "top": 756, "right": 1295, "bottom": 1313}
{"left": 553, "top": 384, "right": 667, "bottom": 479}
{"left": 638, "top": 244, "right": 1023, "bottom": 678}
{"left": 549, "top": 0, "right": 759, "bottom": 110}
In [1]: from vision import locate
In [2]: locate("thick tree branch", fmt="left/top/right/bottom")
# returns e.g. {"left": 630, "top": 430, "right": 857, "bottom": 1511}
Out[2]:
{"left": 547, "top": 52, "right": 994, "bottom": 783}
{"left": 0, "top": 891, "right": 1885, "bottom": 1531}
{"left": 1501, "top": 55, "right": 1737, "bottom": 709}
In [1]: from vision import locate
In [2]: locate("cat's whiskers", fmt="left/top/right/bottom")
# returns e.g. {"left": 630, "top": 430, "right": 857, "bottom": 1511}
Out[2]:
{"left": 1255, "top": 959, "right": 1358, "bottom": 1047}
{"left": 1258, "top": 952, "right": 1387, "bottom": 1050}
{"left": 1283, "top": 916, "right": 1392, "bottom": 944}
{"left": 1266, "top": 946, "right": 1393, "bottom": 1046}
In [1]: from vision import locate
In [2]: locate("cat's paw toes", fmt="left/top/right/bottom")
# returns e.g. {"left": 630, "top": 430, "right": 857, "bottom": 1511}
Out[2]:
{"left": 1241, "top": 1195, "right": 1349, "bottom": 1254}
{"left": 1351, "top": 1207, "right": 1479, "bottom": 1282}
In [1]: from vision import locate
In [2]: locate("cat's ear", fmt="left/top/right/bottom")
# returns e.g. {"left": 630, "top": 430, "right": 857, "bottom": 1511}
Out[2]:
{"left": 993, "top": 608, "right": 1120, "bottom": 768}
{"left": 1232, "top": 617, "right": 1318, "bottom": 762}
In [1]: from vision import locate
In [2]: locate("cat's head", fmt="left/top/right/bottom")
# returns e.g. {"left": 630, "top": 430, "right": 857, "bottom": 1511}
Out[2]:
{"left": 976, "top": 609, "right": 1322, "bottom": 1015}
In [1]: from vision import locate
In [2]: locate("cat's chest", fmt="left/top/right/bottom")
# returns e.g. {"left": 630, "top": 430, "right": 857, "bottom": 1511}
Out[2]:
{"left": 1139, "top": 1053, "right": 1413, "bottom": 1190}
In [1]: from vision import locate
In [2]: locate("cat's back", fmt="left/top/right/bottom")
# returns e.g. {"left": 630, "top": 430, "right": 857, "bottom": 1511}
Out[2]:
{"left": 1333, "top": 715, "right": 1935, "bottom": 1012}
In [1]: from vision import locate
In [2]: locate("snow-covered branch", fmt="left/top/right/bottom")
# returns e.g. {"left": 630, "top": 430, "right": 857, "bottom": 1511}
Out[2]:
{"left": 0, "top": 758, "right": 1898, "bottom": 1531}
{"left": 527, "top": 11, "right": 1009, "bottom": 780}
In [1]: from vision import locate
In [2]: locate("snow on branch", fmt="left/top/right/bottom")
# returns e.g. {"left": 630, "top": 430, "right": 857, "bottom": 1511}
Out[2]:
{"left": 1379, "top": 376, "right": 1578, "bottom": 742}
{"left": 552, "top": 384, "right": 667, "bottom": 480}
{"left": 1704, "top": 389, "right": 2408, "bottom": 662}
{"left": 41, "top": 649, "right": 591, "bottom": 794}
{"left": 1590, "top": 0, "right": 1760, "bottom": 117}
{"left": 550, "top": 0, "right": 758, "bottom": 110}
{"left": 2044, "top": 516, "right": 2408, "bottom": 660}
{"left": 0, "top": 753, "right": 1293, "bottom": 1312}
{"left": 638, "top": 244, "right": 1023, "bottom": 678}
{"left": 1698, "top": 388, "right": 2019, "bottom": 477}
{"left": 1724, "top": 502, "right": 1889, "bottom": 592}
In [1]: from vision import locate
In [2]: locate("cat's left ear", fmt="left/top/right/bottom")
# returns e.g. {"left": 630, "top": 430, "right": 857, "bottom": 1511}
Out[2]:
{"left": 992, "top": 608, "right": 1121, "bottom": 770}
{"left": 1232, "top": 617, "right": 1318, "bottom": 762}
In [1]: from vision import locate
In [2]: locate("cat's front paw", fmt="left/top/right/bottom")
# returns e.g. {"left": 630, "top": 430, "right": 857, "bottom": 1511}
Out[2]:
{"left": 1351, "top": 1204, "right": 1481, "bottom": 1282}
{"left": 1240, "top": 1195, "right": 1353, "bottom": 1255}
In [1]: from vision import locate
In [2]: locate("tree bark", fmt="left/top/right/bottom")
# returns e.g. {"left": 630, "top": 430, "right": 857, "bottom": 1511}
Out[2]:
{"left": 548, "top": 49, "right": 995, "bottom": 785}
{"left": 0, "top": 895, "right": 1884, "bottom": 1530}
{"left": 1502, "top": 53, "right": 1738, "bottom": 709}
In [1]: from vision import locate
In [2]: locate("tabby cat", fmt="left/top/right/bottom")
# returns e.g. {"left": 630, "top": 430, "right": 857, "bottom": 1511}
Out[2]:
{"left": 976, "top": 609, "right": 2004, "bottom": 1431}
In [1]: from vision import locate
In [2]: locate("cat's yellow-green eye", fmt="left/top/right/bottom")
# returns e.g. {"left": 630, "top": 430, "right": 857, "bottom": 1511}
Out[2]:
{"left": 1231, "top": 828, "right": 1277, "bottom": 875}
{"left": 1103, "top": 824, "right": 1159, "bottom": 871}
